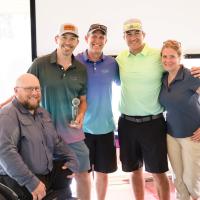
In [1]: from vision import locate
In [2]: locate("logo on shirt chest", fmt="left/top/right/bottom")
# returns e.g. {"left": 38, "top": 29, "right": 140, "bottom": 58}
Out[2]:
{"left": 101, "top": 69, "right": 109, "bottom": 74}
{"left": 70, "top": 75, "right": 78, "bottom": 81}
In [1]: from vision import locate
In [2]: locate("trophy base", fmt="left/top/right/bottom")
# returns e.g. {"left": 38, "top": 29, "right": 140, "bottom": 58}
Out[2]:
{"left": 69, "top": 121, "right": 80, "bottom": 128}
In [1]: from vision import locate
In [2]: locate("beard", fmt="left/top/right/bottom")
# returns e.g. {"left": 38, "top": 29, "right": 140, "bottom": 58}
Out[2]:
{"left": 22, "top": 100, "right": 40, "bottom": 111}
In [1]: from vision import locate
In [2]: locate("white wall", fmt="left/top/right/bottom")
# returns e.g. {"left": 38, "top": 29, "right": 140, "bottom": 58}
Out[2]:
{"left": 0, "top": 0, "right": 32, "bottom": 102}
{"left": 35, "top": 0, "right": 200, "bottom": 56}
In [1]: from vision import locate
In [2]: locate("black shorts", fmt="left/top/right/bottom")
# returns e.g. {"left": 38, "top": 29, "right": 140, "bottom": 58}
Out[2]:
{"left": 84, "top": 132, "right": 117, "bottom": 173}
{"left": 118, "top": 115, "right": 168, "bottom": 173}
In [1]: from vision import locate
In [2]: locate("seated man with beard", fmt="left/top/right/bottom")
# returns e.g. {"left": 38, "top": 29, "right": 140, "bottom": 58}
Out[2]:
{"left": 0, "top": 73, "right": 78, "bottom": 200}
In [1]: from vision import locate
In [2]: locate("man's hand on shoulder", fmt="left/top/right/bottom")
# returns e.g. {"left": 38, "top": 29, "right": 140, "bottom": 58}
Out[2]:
{"left": 191, "top": 66, "right": 200, "bottom": 78}
{"left": 31, "top": 181, "right": 46, "bottom": 200}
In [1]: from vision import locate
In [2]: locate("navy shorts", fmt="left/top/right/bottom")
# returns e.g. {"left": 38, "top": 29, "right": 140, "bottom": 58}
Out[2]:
{"left": 84, "top": 132, "right": 117, "bottom": 173}
{"left": 118, "top": 115, "right": 168, "bottom": 173}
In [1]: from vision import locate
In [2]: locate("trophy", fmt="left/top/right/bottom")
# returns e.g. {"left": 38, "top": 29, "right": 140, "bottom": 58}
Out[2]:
{"left": 70, "top": 97, "right": 80, "bottom": 128}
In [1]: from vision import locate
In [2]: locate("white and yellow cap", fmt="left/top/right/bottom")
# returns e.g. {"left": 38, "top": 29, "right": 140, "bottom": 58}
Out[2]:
{"left": 123, "top": 18, "right": 143, "bottom": 32}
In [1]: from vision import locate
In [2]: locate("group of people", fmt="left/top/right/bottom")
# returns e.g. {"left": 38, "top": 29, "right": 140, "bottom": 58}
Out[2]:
{"left": 0, "top": 18, "right": 200, "bottom": 200}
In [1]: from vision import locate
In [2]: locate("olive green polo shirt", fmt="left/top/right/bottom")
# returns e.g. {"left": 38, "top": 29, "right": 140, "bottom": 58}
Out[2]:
{"left": 116, "top": 44, "right": 164, "bottom": 116}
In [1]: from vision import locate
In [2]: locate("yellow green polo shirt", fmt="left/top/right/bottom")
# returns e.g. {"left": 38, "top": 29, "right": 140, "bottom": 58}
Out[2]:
{"left": 116, "top": 44, "right": 164, "bottom": 116}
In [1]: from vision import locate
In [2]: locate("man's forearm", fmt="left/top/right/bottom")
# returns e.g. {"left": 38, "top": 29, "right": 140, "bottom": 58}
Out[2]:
{"left": 79, "top": 95, "right": 87, "bottom": 116}
{"left": 0, "top": 95, "right": 15, "bottom": 109}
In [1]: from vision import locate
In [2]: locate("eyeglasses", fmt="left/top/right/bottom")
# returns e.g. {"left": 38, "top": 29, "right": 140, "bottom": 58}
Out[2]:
{"left": 16, "top": 86, "right": 41, "bottom": 93}
{"left": 88, "top": 24, "right": 107, "bottom": 33}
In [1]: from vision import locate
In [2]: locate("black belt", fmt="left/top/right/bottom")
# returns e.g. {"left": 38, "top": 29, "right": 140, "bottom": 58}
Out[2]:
{"left": 121, "top": 113, "right": 163, "bottom": 123}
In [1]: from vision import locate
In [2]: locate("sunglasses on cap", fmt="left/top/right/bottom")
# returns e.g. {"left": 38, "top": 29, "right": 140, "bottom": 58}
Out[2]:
{"left": 88, "top": 24, "right": 107, "bottom": 33}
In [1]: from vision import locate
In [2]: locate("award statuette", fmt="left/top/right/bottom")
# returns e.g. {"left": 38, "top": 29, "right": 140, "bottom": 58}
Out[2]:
{"left": 70, "top": 98, "right": 80, "bottom": 128}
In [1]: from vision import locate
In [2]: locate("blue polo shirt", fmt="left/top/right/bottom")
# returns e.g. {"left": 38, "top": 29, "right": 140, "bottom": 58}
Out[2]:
{"left": 159, "top": 66, "right": 200, "bottom": 138}
{"left": 76, "top": 50, "right": 119, "bottom": 134}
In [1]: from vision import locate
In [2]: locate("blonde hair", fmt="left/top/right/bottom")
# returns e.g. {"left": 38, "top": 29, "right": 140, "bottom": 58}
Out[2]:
{"left": 161, "top": 40, "right": 182, "bottom": 57}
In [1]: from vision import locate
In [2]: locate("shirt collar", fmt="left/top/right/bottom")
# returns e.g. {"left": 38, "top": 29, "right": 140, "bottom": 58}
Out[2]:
{"left": 174, "top": 65, "right": 184, "bottom": 81}
{"left": 162, "top": 65, "right": 184, "bottom": 87}
{"left": 50, "top": 50, "right": 77, "bottom": 69}
{"left": 83, "top": 50, "right": 105, "bottom": 63}
{"left": 12, "top": 98, "right": 43, "bottom": 116}
{"left": 127, "top": 43, "right": 149, "bottom": 57}
{"left": 50, "top": 50, "right": 57, "bottom": 63}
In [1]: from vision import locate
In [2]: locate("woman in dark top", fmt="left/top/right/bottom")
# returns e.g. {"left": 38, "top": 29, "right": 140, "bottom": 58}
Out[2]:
{"left": 159, "top": 40, "right": 200, "bottom": 200}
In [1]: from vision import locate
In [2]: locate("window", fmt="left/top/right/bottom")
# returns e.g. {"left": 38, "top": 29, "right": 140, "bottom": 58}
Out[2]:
{"left": 0, "top": 0, "right": 32, "bottom": 102}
